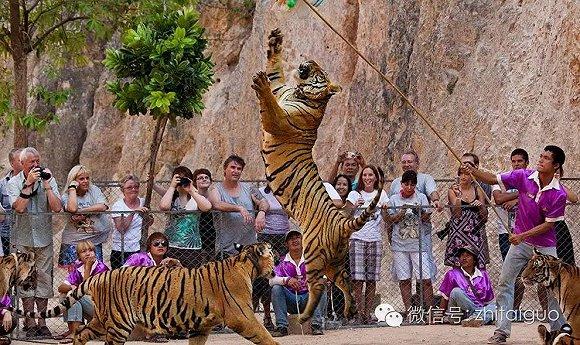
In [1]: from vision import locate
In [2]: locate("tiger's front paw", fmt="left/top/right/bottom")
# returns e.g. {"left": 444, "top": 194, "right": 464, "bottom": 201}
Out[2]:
{"left": 251, "top": 71, "right": 271, "bottom": 96}
{"left": 267, "top": 28, "right": 283, "bottom": 59}
{"left": 160, "top": 258, "right": 182, "bottom": 269}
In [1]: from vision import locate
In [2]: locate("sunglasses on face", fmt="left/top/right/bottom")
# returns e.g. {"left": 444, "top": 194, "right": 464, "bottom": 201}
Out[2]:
{"left": 151, "top": 240, "right": 168, "bottom": 248}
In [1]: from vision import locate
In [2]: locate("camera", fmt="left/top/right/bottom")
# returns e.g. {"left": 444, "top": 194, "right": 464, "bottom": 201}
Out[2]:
{"left": 177, "top": 177, "right": 191, "bottom": 187}
{"left": 37, "top": 167, "right": 52, "bottom": 180}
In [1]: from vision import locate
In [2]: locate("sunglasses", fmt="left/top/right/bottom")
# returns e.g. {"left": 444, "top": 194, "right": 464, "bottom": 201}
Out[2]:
{"left": 151, "top": 240, "right": 168, "bottom": 248}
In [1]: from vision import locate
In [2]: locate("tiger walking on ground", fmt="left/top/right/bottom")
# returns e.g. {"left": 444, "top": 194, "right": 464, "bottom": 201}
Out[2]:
{"left": 252, "top": 28, "right": 383, "bottom": 323}
{"left": 522, "top": 249, "right": 579, "bottom": 345}
{"left": 5, "top": 243, "right": 280, "bottom": 345}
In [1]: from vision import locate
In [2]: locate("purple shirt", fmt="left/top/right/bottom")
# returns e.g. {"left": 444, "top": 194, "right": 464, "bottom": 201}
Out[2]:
{"left": 123, "top": 252, "right": 156, "bottom": 267}
{"left": 64, "top": 260, "right": 109, "bottom": 286}
{"left": 497, "top": 169, "right": 567, "bottom": 247}
{"left": 271, "top": 253, "right": 308, "bottom": 294}
{"left": 0, "top": 295, "right": 11, "bottom": 316}
{"left": 439, "top": 267, "right": 494, "bottom": 307}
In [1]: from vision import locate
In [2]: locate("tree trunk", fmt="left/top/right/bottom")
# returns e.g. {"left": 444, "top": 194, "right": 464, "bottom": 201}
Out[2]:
{"left": 140, "top": 115, "right": 168, "bottom": 250}
{"left": 9, "top": 0, "right": 29, "bottom": 147}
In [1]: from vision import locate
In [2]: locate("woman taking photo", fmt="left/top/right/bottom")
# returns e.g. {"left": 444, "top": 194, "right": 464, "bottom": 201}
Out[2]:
{"left": 160, "top": 166, "right": 211, "bottom": 268}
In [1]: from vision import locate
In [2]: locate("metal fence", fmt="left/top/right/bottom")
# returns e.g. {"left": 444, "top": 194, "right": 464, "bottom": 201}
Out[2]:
{"left": 4, "top": 178, "right": 579, "bottom": 340}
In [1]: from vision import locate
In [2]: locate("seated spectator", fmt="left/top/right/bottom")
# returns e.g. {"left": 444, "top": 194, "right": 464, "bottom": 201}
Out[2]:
{"left": 55, "top": 241, "right": 109, "bottom": 341}
{"left": 269, "top": 229, "right": 326, "bottom": 337}
{"left": 386, "top": 170, "right": 433, "bottom": 315}
{"left": 439, "top": 245, "right": 495, "bottom": 327}
{"left": 0, "top": 295, "right": 15, "bottom": 345}
{"left": 160, "top": 166, "right": 211, "bottom": 268}
{"left": 445, "top": 168, "right": 489, "bottom": 268}
{"left": 59, "top": 165, "right": 110, "bottom": 271}
{"left": 327, "top": 151, "right": 365, "bottom": 189}
{"left": 345, "top": 165, "right": 389, "bottom": 324}
{"left": 110, "top": 175, "right": 149, "bottom": 269}
{"left": 192, "top": 168, "right": 216, "bottom": 262}
{"left": 124, "top": 232, "right": 179, "bottom": 267}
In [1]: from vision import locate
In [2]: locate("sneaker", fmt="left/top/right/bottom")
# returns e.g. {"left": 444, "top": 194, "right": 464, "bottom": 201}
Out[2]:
{"left": 263, "top": 317, "right": 275, "bottom": 331}
{"left": 271, "top": 327, "right": 288, "bottom": 337}
{"left": 487, "top": 332, "right": 507, "bottom": 344}
{"left": 461, "top": 317, "right": 484, "bottom": 328}
{"left": 36, "top": 326, "right": 52, "bottom": 338}
{"left": 311, "top": 325, "right": 324, "bottom": 336}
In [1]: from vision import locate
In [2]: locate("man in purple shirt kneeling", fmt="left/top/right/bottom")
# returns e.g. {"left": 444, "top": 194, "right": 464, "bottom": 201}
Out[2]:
{"left": 439, "top": 245, "right": 496, "bottom": 327}
{"left": 463, "top": 145, "right": 567, "bottom": 344}
{"left": 269, "top": 229, "right": 326, "bottom": 337}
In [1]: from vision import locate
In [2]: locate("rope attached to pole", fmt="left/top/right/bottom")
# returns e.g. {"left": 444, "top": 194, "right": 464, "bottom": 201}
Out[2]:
{"left": 297, "top": 0, "right": 511, "bottom": 233}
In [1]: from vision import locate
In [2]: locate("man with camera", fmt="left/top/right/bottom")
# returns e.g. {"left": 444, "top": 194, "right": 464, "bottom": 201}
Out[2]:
{"left": 327, "top": 151, "right": 365, "bottom": 189}
{"left": 7, "top": 147, "right": 61, "bottom": 338}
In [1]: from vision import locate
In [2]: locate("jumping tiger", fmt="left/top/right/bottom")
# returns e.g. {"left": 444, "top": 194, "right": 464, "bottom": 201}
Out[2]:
{"left": 5, "top": 243, "right": 279, "bottom": 345}
{"left": 251, "top": 28, "right": 383, "bottom": 323}
{"left": 522, "top": 249, "right": 579, "bottom": 345}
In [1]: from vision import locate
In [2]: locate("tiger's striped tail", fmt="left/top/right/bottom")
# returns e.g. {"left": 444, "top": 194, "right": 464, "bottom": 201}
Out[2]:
{"left": 8, "top": 283, "right": 87, "bottom": 319}
{"left": 344, "top": 179, "right": 384, "bottom": 234}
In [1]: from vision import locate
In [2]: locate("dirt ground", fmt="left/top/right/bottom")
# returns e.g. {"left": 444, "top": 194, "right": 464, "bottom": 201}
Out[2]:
{"left": 12, "top": 323, "right": 544, "bottom": 344}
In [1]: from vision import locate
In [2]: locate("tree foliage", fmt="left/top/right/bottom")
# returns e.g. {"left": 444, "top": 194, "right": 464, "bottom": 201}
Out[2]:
{"left": 103, "top": 6, "right": 214, "bottom": 122}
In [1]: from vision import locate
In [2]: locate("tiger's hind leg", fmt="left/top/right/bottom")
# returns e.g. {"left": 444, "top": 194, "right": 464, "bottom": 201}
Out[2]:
{"left": 330, "top": 266, "right": 357, "bottom": 320}
{"left": 188, "top": 331, "right": 210, "bottom": 345}
{"left": 73, "top": 317, "right": 107, "bottom": 345}
{"left": 298, "top": 266, "right": 327, "bottom": 324}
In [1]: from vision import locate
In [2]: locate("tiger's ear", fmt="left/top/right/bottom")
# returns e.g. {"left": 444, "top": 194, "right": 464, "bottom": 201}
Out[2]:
{"left": 234, "top": 243, "right": 244, "bottom": 253}
{"left": 533, "top": 248, "right": 541, "bottom": 256}
{"left": 328, "top": 83, "right": 342, "bottom": 95}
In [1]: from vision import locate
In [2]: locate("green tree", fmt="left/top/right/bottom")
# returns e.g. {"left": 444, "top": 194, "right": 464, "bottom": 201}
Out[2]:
{"left": 0, "top": 0, "right": 131, "bottom": 147}
{"left": 103, "top": 5, "right": 214, "bottom": 247}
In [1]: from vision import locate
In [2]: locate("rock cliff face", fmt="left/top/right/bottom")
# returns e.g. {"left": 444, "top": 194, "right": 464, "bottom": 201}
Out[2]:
{"left": 1, "top": 0, "right": 578, "bottom": 183}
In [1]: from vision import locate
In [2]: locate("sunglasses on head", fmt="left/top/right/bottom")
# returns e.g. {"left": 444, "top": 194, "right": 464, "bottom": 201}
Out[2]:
{"left": 151, "top": 240, "right": 168, "bottom": 248}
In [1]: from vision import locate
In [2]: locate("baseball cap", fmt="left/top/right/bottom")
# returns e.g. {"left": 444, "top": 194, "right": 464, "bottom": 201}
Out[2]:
{"left": 285, "top": 229, "right": 302, "bottom": 241}
{"left": 456, "top": 245, "right": 479, "bottom": 258}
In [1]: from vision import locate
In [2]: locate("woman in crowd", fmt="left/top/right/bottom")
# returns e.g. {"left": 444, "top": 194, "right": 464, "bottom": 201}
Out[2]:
{"left": 192, "top": 168, "right": 216, "bottom": 261}
{"left": 333, "top": 174, "right": 352, "bottom": 208}
{"left": 124, "top": 232, "right": 178, "bottom": 268}
{"left": 110, "top": 175, "right": 149, "bottom": 269}
{"left": 55, "top": 241, "right": 109, "bottom": 342}
{"left": 445, "top": 168, "right": 489, "bottom": 268}
{"left": 160, "top": 166, "right": 211, "bottom": 269}
{"left": 59, "top": 165, "right": 110, "bottom": 271}
{"left": 345, "top": 165, "right": 389, "bottom": 324}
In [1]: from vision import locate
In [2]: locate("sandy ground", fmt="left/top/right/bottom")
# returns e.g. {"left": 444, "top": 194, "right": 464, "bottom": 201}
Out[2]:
{"left": 11, "top": 323, "right": 544, "bottom": 344}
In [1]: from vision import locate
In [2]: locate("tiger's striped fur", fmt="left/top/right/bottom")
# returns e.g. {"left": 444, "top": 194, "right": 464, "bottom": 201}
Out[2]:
{"left": 522, "top": 249, "right": 579, "bottom": 345}
{"left": 252, "top": 28, "right": 383, "bottom": 323}
{"left": 8, "top": 243, "right": 279, "bottom": 345}
{"left": 0, "top": 252, "right": 37, "bottom": 297}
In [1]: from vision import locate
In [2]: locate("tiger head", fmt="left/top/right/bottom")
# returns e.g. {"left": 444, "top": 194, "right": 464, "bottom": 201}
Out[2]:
{"left": 521, "top": 249, "right": 560, "bottom": 287}
{"left": 0, "top": 252, "right": 37, "bottom": 297}
{"left": 294, "top": 60, "right": 341, "bottom": 101}
{"left": 235, "top": 242, "right": 277, "bottom": 279}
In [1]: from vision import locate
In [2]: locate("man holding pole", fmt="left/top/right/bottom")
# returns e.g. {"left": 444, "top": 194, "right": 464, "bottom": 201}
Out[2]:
{"left": 462, "top": 145, "right": 567, "bottom": 344}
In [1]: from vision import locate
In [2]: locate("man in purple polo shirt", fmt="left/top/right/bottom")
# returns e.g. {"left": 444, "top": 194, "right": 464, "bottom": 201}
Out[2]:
{"left": 439, "top": 245, "right": 496, "bottom": 327}
{"left": 269, "top": 229, "right": 326, "bottom": 337}
{"left": 463, "top": 145, "right": 567, "bottom": 344}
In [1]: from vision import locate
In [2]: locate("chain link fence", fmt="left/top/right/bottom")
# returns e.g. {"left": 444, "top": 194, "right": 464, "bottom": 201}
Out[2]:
{"left": 4, "top": 178, "right": 579, "bottom": 339}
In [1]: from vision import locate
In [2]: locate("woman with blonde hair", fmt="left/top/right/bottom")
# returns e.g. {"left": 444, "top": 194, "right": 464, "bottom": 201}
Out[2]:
{"left": 59, "top": 165, "right": 111, "bottom": 271}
